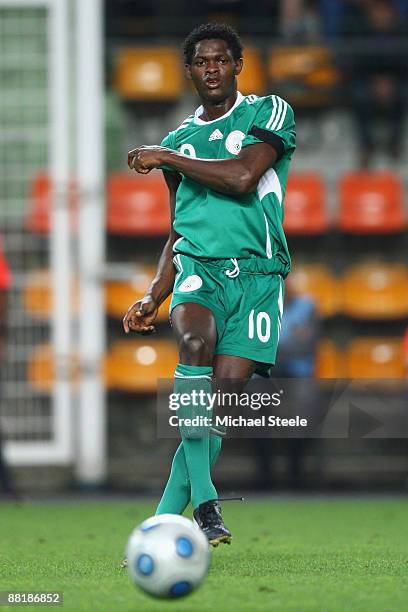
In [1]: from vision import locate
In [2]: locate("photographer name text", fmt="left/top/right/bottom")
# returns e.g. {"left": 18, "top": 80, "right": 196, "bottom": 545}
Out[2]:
{"left": 168, "top": 415, "right": 308, "bottom": 428}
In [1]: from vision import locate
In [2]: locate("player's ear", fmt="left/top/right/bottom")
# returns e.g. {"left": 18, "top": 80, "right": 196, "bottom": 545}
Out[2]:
{"left": 234, "top": 58, "right": 243, "bottom": 77}
{"left": 185, "top": 64, "right": 192, "bottom": 80}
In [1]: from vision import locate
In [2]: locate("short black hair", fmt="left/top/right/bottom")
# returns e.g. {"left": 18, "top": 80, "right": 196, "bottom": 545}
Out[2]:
{"left": 183, "top": 23, "right": 243, "bottom": 65}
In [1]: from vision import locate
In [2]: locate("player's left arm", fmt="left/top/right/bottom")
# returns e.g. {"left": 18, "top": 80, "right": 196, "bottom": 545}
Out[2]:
{"left": 128, "top": 142, "right": 277, "bottom": 195}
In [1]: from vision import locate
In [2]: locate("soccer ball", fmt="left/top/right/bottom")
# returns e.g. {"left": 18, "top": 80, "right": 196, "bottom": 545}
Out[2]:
{"left": 126, "top": 513, "right": 211, "bottom": 599}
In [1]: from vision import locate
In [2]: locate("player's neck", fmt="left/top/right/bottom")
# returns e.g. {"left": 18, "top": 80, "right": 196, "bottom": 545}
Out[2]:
{"left": 199, "top": 91, "right": 238, "bottom": 122}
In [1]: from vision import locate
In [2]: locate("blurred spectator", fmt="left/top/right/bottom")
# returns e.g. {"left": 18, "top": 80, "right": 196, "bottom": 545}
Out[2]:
{"left": 320, "top": 0, "right": 408, "bottom": 38}
{"left": 253, "top": 276, "right": 321, "bottom": 489}
{"left": 280, "top": 0, "right": 323, "bottom": 41}
{"left": 0, "top": 241, "right": 17, "bottom": 499}
{"left": 105, "top": 0, "right": 279, "bottom": 37}
{"left": 340, "top": 0, "right": 407, "bottom": 167}
{"left": 274, "top": 274, "right": 320, "bottom": 378}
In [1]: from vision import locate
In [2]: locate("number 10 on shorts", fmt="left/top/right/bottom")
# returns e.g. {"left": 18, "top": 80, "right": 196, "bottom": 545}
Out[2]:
{"left": 248, "top": 310, "right": 271, "bottom": 343}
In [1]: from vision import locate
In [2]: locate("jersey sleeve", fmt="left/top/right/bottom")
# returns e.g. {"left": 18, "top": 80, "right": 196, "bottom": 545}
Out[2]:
{"left": 160, "top": 131, "right": 176, "bottom": 150}
{"left": 159, "top": 131, "right": 177, "bottom": 172}
{"left": 242, "top": 95, "right": 296, "bottom": 158}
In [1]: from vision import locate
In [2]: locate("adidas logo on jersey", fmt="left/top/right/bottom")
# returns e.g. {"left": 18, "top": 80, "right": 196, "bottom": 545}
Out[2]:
{"left": 209, "top": 129, "right": 223, "bottom": 141}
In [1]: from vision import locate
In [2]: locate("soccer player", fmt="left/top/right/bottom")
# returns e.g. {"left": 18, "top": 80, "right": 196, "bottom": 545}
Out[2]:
{"left": 123, "top": 23, "right": 296, "bottom": 545}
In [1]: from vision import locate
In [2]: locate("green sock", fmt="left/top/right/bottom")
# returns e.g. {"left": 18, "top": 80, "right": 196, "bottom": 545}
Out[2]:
{"left": 155, "top": 442, "right": 189, "bottom": 515}
{"left": 156, "top": 363, "right": 218, "bottom": 513}
{"left": 155, "top": 435, "right": 222, "bottom": 515}
{"left": 210, "top": 434, "right": 222, "bottom": 467}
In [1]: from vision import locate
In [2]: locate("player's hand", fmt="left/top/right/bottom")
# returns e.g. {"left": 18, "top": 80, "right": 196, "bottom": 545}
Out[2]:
{"left": 128, "top": 146, "right": 170, "bottom": 174}
{"left": 123, "top": 295, "right": 159, "bottom": 334}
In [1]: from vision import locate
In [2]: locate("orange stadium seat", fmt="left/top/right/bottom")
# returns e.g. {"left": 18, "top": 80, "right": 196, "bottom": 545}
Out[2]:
{"left": 27, "top": 344, "right": 79, "bottom": 393}
{"left": 289, "top": 264, "right": 339, "bottom": 317}
{"left": 403, "top": 328, "right": 408, "bottom": 365}
{"left": 315, "top": 340, "right": 344, "bottom": 378}
{"left": 107, "top": 171, "right": 170, "bottom": 235}
{"left": 237, "top": 47, "right": 266, "bottom": 95}
{"left": 23, "top": 269, "right": 79, "bottom": 320}
{"left": 267, "top": 46, "right": 339, "bottom": 106}
{"left": 345, "top": 338, "right": 405, "bottom": 379}
{"left": 113, "top": 47, "right": 183, "bottom": 101}
{"left": 342, "top": 263, "right": 408, "bottom": 319}
{"left": 104, "top": 339, "right": 178, "bottom": 392}
{"left": 284, "top": 173, "right": 329, "bottom": 235}
{"left": 338, "top": 172, "right": 406, "bottom": 233}
{"left": 105, "top": 264, "right": 171, "bottom": 321}
{"left": 27, "top": 172, "right": 77, "bottom": 234}
{"left": 27, "top": 344, "right": 54, "bottom": 393}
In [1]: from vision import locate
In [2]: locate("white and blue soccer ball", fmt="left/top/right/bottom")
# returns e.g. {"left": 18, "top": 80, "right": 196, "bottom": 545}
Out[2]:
{"left": 126, "top": 514, "right": 211, "bottom": 599}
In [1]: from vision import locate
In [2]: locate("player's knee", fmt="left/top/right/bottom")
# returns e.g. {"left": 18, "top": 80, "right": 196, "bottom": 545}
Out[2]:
{"left": 179, "top": 332, "right": 213, "bottom": 364}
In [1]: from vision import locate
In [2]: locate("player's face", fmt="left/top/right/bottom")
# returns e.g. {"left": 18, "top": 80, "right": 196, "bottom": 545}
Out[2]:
{"left": 186, "top": 39, "right": 243, "bottom": 103}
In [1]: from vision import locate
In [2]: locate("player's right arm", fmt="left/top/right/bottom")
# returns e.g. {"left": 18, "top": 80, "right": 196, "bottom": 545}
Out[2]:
{"left": 123, "top": 170, "right": 181, "bottom": 334}
{"left": 129, "top": 97, "right": 296, "bottom": 195}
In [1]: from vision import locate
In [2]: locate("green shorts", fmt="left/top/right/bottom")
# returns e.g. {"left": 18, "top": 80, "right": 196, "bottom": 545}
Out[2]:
{"left": 170, "top": 254, "right": 285, "bottom": 372}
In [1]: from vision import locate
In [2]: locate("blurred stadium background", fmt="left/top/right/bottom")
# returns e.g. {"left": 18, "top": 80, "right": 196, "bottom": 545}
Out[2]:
{"left": 1, "top": 0, "right": 408, "bottom": 497}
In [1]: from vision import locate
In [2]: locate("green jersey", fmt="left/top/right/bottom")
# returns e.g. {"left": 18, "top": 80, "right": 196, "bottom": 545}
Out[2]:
{"left": 161, "top": 92, "right": 296, "bottom": 274}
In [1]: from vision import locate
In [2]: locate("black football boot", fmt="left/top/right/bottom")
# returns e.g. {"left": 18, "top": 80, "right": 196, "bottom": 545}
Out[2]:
{"left": 193, "top": 499, "right": 232, "bottom": 546}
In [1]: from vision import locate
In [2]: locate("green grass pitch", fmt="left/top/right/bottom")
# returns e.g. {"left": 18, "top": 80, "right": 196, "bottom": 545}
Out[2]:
{"left": 1, "top": 498, "right": 407, "bottom": 611}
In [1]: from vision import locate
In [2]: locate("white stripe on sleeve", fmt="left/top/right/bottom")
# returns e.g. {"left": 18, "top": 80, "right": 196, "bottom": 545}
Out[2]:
{"left": 266, "top": 95, "right": 278, "bottom": 129}
{"left": 270, "top": 98, "right": 285, "bottom": 131}
{"left": 276, "top": 101, "right": 288, "bottom": 131}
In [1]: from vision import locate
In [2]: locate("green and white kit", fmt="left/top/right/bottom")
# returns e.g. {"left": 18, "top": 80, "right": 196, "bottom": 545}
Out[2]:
{"left": 162, "top": 92, "right": 296, "bottom": 368}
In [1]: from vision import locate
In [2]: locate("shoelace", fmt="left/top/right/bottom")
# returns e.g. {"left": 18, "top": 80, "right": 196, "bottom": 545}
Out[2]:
{"left": 225, "top": 258, "right": 240, "bottom": 278}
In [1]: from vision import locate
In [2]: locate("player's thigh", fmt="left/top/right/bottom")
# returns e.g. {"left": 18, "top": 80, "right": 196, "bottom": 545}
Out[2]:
{"left": 171, "top": 302, "right": 217, "bottom": 363}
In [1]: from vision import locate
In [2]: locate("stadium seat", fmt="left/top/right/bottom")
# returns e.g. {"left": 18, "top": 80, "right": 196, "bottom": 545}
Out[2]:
{"left": 315, "top": 340, "right": 344, "bottom": 378}
{"left": 27, "top": 173, "right": 52, "bottom": 234}
{"left": 107, "top": 171, "right": 170, "bottom": 235}
{"left": 237, "top": 47, "right": 266, "bottom": 95}
{"left": 27, "top": 344, "right": 79, "bottom": 393}
{"left": 27, "top": 344, "right": 54, "bottom": 393}
{"left": 113, "top": 47, "right": 183, "bottom": 101}
{"left": 267, "top": 46, "right": 339, "bottom": 106}
{"left": 104, "top": 339, "right": 178, "bottom": 392}
{"left": 23, "top": 269, "right": 79, "bottom": 320}
{"left": 345, "top": 338, "right": 405, "bottom": 379}
{"left": 0, "top": 242, "right": 11, "bottom": 290}
{"left": 27, "top": 172, "right": 77, "bottom": 234}
{"left": 289, "top": 264, "right": 339, "bottom": 317}
{"left": 284, "top": 173, "right": 329, "bottom": 235}
{"left": 403, "top": 328, "right": 408, "bottom": 365}
{"left": 105, "top": 265, "right": 171, "bottom": 321}
{"left": 342, "top": 263, "right": 408, "bottom": 319}
{"left": 338, "top": 172, "right": 406, "bottom": 233}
